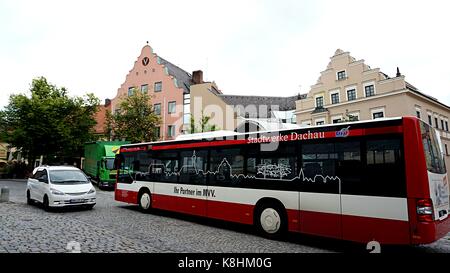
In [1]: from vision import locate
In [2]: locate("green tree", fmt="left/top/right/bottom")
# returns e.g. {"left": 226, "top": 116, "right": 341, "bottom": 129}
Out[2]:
{"left": 0, "top": 111, "right": 7, "bottom": 142}
{"left": 108, "top": 89, "right": 160, "bottom": 143}
{"left": 189, "top": 111, "right": 219, "bottom": 133}
{"left": 0, "top": 77, "right": 100, "bottom": 167}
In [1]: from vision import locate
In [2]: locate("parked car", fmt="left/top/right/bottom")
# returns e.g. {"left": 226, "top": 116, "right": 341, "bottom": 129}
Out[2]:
{"left": 26, "top": 165, "right": 96, "bottom": 210}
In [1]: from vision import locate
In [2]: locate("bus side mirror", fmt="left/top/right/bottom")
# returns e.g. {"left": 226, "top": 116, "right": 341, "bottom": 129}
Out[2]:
{"left": 114, "top": 154, "right": 124, "bottom": 169}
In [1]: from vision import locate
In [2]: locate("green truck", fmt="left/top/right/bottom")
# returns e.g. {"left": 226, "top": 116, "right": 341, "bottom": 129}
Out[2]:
{"left": 83, "top": 141, "right": 129, "bottom": 189}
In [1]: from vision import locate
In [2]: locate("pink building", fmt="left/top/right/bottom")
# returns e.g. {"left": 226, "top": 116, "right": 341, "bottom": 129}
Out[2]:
{"left": 110, "top": 44, "right": 204, "bottom": 141}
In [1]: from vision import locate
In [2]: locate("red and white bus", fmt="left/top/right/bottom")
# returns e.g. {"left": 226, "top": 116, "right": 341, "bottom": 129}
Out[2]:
{"left": 114, "top": 117, "right": 450, "bottom": 245}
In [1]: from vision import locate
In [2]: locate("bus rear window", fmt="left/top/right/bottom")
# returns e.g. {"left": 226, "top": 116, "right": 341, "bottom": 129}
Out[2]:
{"left": 420, "top": 121, "right": 446, "bottom": 174}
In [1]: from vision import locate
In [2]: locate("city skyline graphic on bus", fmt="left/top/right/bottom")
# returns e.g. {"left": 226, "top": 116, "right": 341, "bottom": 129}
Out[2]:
{"left": 141, "top": 151, "right": 341, "bottom": 184}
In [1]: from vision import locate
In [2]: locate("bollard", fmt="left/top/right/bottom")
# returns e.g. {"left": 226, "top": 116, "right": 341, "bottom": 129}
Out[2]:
{"left": 0, "top": 187, "right": 10, "bottom": 202}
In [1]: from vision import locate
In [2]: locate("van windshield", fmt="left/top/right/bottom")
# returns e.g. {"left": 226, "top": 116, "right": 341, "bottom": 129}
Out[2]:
{"left": 49, "top": 170, "right": 89, "bottom": 184}
{"left": 420, "top": 121, "right": 446, "bottom": 174}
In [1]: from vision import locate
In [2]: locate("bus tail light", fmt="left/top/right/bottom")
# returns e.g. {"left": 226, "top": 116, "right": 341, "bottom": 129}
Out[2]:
{"left": 416, "top": 199, "right": 434, "bottom": 222}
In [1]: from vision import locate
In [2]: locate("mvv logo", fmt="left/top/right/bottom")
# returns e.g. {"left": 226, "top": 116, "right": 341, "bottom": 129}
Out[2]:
{"left": 203, "top": 189, "right": 216, "bottom": 197}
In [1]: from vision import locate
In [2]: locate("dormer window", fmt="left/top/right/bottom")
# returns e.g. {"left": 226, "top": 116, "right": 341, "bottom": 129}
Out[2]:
{"left": 337, "top": 70, "right": 347, "bottom": 80}
{"left": 315, "top": 96, "right": 324, "bottom": 108}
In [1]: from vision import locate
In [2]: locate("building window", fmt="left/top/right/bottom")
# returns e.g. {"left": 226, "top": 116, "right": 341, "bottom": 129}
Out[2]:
{"left": 183, "top": 94, "right": 191, "bottom": 125}
{"left": 183, "top": 114, "right": 191, "bottom": 125}
{"left": 315, "top": 96, "right": 324, "bottom": 108}
{"left": 445, "top": 144, "right": 449, "bottom": 156}
{"left": 348, "top": 113, "right": 359, "bottom": 121}
{"left": 445, "top": 121, "right": 449, "bottom": 132}
{"left": 371, "top": 108, "right": 385, "bottom": 119}
{"left": 141, "top": 84, "right": 148, "bottom": 94}
{"left": 346, "top": 89, "right": 356, "bottom": 101}
{"left": 337, "top": 70, "right": 347, "bottom": 80}
{"left": 128, "top": 87, "right": 134, "bottom": 96}
{"left": 434, "top": 117, "right": 438, "bottom": 129}
{"left": 373, "top": 112, "right": 384, "bottom": 119}
{"left": 330, "top": 92, "right": 340, "bottom": 104}
{"left": 416, "top": 110, "right": 421, "bottom": 119}
{"left": 154, "top": 103, "right": 161, "bottom": 115}
{"left": 315, "top": 118, "right": 325, "bottom": 125}
{"left": 428, "top": 115, "right": 432, "bottom": 125}
{"left": 155, "top": 127, "right": 160, "bottom": 139}
{"left": 167, "top": 125, "right": 175, "bottom": 138}
{"left": 154, "top": 82, "right": 162, "bottom": 92}
{"left": 441, "top": 120, "right": 445, "bottom": 130}
{"left": 332, "top": 118, "right": 341, "bottom": 124}
{"left": 365, "top": 85, "right": 375, "bottom": 97}
{"left": 301, "top": 120, "right": 311, "bottom": 126}
{"left": 168, "top": 101, "right": 176, "bottom": 114}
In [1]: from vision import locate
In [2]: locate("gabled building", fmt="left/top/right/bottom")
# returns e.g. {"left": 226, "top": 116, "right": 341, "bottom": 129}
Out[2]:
{"left": 295, "top": 49, "right": 450, "bottom": 167}
{"left": 108, "top": 44, "right": 300, "bottom": 139}
{"left": 110, "top": 44, "right": 208, "bottom": 140}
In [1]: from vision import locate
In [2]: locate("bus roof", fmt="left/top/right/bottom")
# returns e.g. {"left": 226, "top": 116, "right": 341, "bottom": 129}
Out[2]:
{"left": 119, "top": 116, "right": 407, "bottom": 149}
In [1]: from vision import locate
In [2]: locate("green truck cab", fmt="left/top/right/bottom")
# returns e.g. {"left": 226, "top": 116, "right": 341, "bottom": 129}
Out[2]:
{"left": 83, "top": 141, "right": 130, "bottom": 189}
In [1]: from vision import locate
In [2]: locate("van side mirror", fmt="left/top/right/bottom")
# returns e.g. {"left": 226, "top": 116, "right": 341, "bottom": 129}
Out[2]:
{"left": 38, "top": 177, "right": 48, "bottom": 183}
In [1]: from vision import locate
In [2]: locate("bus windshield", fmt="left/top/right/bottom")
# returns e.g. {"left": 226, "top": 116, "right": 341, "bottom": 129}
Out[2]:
{"left": 420, "top": 121, "right": 446, "bottom": 174}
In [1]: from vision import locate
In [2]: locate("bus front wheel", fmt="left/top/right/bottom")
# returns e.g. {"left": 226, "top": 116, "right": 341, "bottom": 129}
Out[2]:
{"left": 138, "top": 191, "right": 152, "bottom": 212}
{"left": 254, "top": 202, "right": 287, "bottom": 239}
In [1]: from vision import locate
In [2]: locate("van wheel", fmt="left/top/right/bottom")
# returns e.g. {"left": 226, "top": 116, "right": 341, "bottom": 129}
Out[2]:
{"left": 254, "top": 202, "right": 287, "bottom": 239}
{"left": 138, "top": 191, "right": 152, "bottom": 212}
{"left": 43, "top": 195, "right": 50, "bottom": 212}
{"left": 27, "top": 190, "right": 33, "bottom": 205}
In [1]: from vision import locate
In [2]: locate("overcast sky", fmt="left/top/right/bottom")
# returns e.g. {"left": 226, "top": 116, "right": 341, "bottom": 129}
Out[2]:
{"left": 1, "top": 0, "right": 449, "bottom": 109}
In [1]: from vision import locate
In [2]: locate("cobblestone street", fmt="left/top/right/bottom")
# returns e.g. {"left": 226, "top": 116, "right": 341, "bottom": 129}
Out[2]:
{"left": 0, "top": 180, "right": 449, "bottom": 253}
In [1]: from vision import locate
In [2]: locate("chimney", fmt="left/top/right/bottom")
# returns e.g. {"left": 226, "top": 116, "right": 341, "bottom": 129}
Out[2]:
{"left": 192, "top": 70, "right": 204, "bottom": 84}
{"left": 396, "top": 67, "right": 401, "bottom": 77}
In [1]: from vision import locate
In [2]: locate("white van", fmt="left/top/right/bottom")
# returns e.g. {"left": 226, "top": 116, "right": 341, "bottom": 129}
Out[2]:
{"left": 26, "top": 166, "right": 96, "bottom": 210}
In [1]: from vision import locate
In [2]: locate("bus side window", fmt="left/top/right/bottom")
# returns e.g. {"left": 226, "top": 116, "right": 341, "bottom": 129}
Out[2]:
{"left": 156, "top": 151, "right": 179, "bottom": 183}
{"left": 209, "top": 148, "right": 244, "bottom": 186}
{"left": 363, "top": 138, "right": 405, "bottom": 197}
{"left": 179, "top": 150, "right": 207, "bottom": 185}
{"left": 301, "top": 142, "right": 339, "bottom": 193}
{"left": 336, "top": 141, "right": 362, "bottom": 194}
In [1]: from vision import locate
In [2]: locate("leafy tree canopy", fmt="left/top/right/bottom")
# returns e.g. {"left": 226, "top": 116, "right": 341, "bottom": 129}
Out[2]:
{"left": 106, "top": 89, "right": 160, "bottom": 143}
{"left": 0, "top": 77, "right": 100, "bottom": 166}
{"left": 189, "top": 111, "right": 219, "bottom": 133}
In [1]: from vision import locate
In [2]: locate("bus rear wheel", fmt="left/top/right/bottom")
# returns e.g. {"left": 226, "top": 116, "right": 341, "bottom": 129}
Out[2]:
{"left": 138, "top": 191, "right": 152, "bottom": 212}
{"left": 255, "top": 202, "right": 286, "bottom": 239}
